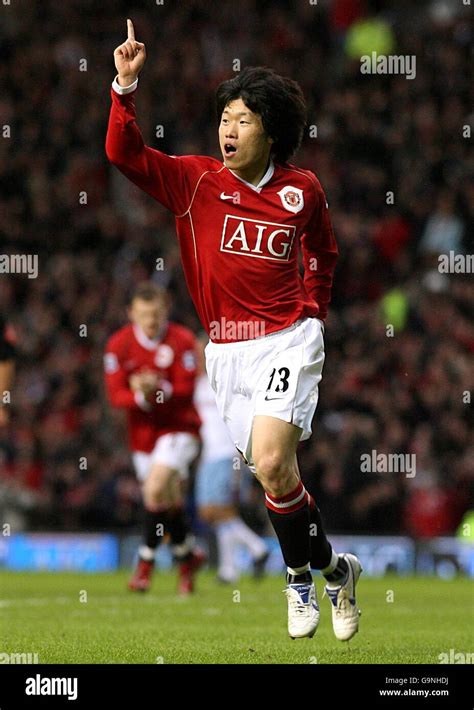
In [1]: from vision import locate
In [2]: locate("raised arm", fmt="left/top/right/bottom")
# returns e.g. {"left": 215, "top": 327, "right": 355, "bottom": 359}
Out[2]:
{"left": 105, "top": 19, "right": 189, "bottom": 214}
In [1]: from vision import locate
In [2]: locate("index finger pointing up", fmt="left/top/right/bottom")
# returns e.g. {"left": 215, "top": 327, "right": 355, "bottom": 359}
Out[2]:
{"left": 127, "top": 18, "right": 135, "bottom": 41}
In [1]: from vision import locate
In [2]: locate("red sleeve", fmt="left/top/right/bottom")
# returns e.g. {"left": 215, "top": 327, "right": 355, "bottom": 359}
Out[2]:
{"left": 300, "top": 181, "right": 339, "bottom": 321}
{"left": 105, "top": 86, "right": 191, "bottom": 215}
{"left": 165, "top": 332, "right": 198, "bottom": 401}
{"left": 104, "top": 340, "right": 147, "bottom": 411}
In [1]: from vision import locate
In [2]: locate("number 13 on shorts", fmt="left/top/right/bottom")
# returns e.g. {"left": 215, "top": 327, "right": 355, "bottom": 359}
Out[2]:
{"left": 254, "top": 318, "right": 325, "bottom": 435}
{"left": 264, "top": 365, "right": 292, "bottom": 400}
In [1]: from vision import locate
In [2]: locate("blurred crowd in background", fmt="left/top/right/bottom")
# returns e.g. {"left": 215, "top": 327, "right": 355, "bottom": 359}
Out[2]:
{"left": 0, "top": 0, "right": 472, "bottom": 539}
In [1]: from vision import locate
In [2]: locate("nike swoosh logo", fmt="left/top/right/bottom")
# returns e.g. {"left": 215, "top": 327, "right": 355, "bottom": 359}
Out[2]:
{"left": 264, "top": 395, "right": 282, "bottom": 401}
{"left": 220, "top": 192, "right": 235, "bottom": 201}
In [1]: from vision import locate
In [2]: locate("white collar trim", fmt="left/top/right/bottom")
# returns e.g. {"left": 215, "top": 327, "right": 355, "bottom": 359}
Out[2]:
{"left": 228, "top": 158, "right": 275, "bottom": 193}
{"left": 133, "top": 322, "right": 168, "bottom": 351}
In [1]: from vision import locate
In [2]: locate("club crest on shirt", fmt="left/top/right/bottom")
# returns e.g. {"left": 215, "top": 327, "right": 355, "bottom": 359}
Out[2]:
{"left": 182, "top": 350, "right": 196, "bottom": 371}
{"left": 277, "top": 186, "right": 304, "bottom": 214}
{"left": 154, "top": 344, "right": 174, "bottom": 368}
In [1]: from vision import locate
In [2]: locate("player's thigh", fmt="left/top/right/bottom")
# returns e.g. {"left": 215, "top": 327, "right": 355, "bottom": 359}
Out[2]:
{"left": 252, "top": 318, "right": 325, "bottom": 444}
{"left": 166, "top": 467, "right": 185, "bottom": 506}
{"left": 132, "top": 452, "right": 152, "bottom": 484}
{"left": 251, "top": 415, "right": 301, "bottom": 473}
{"left": 133, "top": 451, "right": 179, "bottom": 500}
{"left": 151, "top": 431, "right": 200, "bottom": 479}
{"left": 144, "top": 461, "right": 175, "bottom": 494}
{"left": 205, "top": 344, "right": 254, "bottom": 466}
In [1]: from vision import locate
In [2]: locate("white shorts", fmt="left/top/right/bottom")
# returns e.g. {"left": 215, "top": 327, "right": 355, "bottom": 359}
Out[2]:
{"left": 132, "top": 432, "right": 200, "bottom": 483}
{"left": 204, "top": 317, "right": 325, "bottom": 472}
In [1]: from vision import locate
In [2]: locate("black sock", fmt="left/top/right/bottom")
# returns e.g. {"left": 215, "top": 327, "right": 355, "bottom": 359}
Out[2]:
{"left": 167, "top": 507, "right": 192, "bottom": 561}
{"left": 286, "top": 570, "right": 313, "bottom": 585}
{"left": 308, "top": 502, "right": 333, "bottom": 570}
{"left": 324, "top": 556, "right": 349, "bottom": 583}
{"left": 143, "top": 508, "right": 168, "bottom": 551}
{"left": 166, "top": 507, "right": 188, "bottom": 545}
{"left": 266, "top": 503, "right": 311, "bottom": 570}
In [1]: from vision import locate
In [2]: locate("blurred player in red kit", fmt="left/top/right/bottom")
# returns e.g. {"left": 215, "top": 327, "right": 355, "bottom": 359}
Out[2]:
{"left": 104, "top": 282, "right": 205, "bottom": 594}
{"left": 106, "top": 20, "right": 362, "bottom": 640}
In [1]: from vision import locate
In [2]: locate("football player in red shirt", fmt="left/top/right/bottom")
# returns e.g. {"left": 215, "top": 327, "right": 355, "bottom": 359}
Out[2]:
{"left": 104, "top": 282, "right": 205, "bottom": 594}
{"left": 106, "top": 20, "right": 362, "bottom": 641}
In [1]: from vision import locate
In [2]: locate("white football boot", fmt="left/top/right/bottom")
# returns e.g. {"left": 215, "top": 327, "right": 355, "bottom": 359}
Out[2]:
{"left": 284, "top": 581, "right": 320, "bottom": 639}
{"left": 324, "top": 553, "right": 362, "bottom": 641}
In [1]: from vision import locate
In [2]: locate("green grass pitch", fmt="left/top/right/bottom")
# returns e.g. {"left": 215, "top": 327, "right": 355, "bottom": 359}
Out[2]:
{"left": 0, "top": 571, "right": 472, "bottom": 664}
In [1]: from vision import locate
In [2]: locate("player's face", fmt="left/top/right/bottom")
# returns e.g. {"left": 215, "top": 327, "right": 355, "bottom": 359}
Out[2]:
{"left": 219, "top": 98, "right": 273, "bottom": 179}
{"left": 128, "top": 297, "right": 168, "bottom": 339}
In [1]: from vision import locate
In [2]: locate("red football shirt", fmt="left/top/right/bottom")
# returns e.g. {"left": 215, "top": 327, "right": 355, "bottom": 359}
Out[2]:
{"left": 104, "top": 321, "right": 201, "bottom": 453}
{"left": 105, "top": 85, "right": 338, "bottom": 343}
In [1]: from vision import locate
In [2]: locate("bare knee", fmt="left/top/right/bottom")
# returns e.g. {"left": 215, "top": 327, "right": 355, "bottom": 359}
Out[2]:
{"left": 199, "top": 505, "right": 236, "bottom": 524}
{"left": 253, "top": 452, "right": 297, "bottom": 497}
{"left": 199, "top": 505, "right": 218, "bottom": 524}
{"left": 143, "top": 466, "right": 173, "bottom": 508}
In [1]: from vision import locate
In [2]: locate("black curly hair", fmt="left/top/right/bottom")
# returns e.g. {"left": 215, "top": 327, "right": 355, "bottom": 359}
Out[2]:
{"left": 215, "top": 66, "right": 307, "bottom": 164}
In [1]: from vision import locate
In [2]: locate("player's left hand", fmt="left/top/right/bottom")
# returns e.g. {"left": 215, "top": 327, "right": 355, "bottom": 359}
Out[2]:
{"left": 114, "top": 18, "right": 146, "bottom": 84}
{"left": 129, "top": 370, "right": 159, "bottom": 396}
